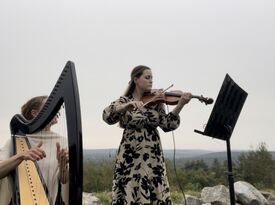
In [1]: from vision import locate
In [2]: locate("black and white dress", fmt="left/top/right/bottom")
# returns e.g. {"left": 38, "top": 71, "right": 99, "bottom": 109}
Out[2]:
{"left": 103, "top": 95, "right": 181, "bottom": 205}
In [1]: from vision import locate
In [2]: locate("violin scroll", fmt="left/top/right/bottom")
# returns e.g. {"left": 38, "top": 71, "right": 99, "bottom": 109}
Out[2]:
{"left": 192, "top": 95, "right": 214, "bottom": 105}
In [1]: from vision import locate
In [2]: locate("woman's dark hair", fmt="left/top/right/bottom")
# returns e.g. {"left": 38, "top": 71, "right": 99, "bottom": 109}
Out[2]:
{"left": 124, "top": 65, "right": 151, "bottom": 96}
{"left": 21, "top": 95, "right": 48, "bottom": 120}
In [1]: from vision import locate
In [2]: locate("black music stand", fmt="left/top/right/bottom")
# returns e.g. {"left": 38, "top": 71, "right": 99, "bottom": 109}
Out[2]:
{"left": 194, "top": 74, "right": 248, "bottom": 205}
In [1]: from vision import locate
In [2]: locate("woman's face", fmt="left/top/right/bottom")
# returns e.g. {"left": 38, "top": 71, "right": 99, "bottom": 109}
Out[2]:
{"left": 32, "top": 98, "right": 58, "bottom": 127}
{"left": 135, "top": 69, "right": 153, "bottom": 92}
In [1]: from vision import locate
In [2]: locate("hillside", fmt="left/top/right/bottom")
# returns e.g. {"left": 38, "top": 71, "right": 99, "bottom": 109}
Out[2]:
{"left": 84, "top": 149, "right": 275, "bottom": 162}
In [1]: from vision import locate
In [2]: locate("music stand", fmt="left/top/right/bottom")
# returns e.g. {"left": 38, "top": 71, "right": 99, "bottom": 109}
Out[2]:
{"left": 195, "top": 74, "right": 248, "bottom": 205}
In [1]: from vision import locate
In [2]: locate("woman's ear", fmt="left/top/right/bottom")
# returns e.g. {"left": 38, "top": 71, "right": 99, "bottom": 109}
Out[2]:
{"left": 31, "top": 109, "right": 38, "bottom": 118}
{"left": 133, "top": 77, "right": 137, "bottom": 84}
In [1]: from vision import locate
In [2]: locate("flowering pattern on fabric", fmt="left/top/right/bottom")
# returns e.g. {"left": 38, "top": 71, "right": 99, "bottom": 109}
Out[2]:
{"left": 103, "top": 96, "right": 180, "bottom": 205}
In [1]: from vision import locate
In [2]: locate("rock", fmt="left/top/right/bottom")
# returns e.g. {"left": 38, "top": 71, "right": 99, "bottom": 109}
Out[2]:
{"left": 234, "top": 181, "right": 269, "bottom": 205}
{"left": 182, "top": 194, "right": 202, "bottom": 205}
{"left": 82, "top": 192, "right": 101, "bottom": 205}
{"left": 201, "top": 185, "right": 231, "bottom": 205}
{"left": 260, "top": 191, "right": 275, "bottom": 205}
{"left": 260, "top": 191, "right": 271, "bottom": 199}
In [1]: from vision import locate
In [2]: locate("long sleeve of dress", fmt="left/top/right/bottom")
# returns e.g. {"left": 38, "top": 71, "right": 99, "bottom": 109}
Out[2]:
{"left": 0, "top": 140, "right": 13, "bottom": 205}
{"left": 102, "top": 96, "right": 128, "bottom": 125}
{"left": 158, "top": 103, "right": 180, "bottom": 132}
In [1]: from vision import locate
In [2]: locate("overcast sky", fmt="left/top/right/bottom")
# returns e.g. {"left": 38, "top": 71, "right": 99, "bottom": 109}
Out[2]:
{"left": 0, "top": 0, "right": 275, "bottom": 151}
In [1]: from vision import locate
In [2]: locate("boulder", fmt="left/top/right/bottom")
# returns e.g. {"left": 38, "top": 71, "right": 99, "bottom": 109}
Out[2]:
{"left": 82, "top": 192, "right": 101, "bottom": 205}
{"left": 201, "top": 185, "right": 231, "bottom": 205}
{"left": 260, "top": 191, "right": 275, "bottom": 205}
{"left": 234, "top": 181, "right": 269, "bottom": 205}
{"left": 182, "top": 194, "right": 203, "bottom": 205}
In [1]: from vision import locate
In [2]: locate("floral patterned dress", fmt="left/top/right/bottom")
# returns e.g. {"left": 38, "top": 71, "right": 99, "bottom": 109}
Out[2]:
{"left": 103, "top": 95, "right": 181, "bottom": 205}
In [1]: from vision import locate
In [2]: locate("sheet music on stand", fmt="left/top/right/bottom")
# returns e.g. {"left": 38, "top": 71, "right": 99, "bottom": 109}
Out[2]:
{"left": 194, "top": 73, "right": 248, "bottom": 205}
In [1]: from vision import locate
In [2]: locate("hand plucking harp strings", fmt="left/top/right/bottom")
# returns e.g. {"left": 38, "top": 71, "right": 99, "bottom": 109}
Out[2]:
{"left": 56, "top": 142, "right": 69, "bottom": 184}
{"left": 22, "top": 142, "right": 46, "bottom": 161}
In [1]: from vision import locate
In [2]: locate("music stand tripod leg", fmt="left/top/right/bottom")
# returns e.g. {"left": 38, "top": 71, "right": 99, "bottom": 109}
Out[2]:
{"left": 226, "top": 138, "right": 236, "bottom": 205}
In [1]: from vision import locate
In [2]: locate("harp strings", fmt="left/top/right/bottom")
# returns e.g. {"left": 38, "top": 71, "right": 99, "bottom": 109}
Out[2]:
{"left": 27, "top": 103, "right": 68, "bottom": 205}
{"left": 52, "top": 103, "right": 69, "bottom": 205}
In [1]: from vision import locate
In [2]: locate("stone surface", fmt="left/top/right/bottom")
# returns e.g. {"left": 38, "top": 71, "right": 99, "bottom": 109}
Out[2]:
{"left": 182, "top": 194, "right": 203, "bottom": 205}
{"left": 201, "top": 185, "right": 231, "bottom": 205}
{"left": 234, "top": 181, "right": 269, "bottom": 205}
{"left": 82, "top": 192, "right": 101, "bottom": 205}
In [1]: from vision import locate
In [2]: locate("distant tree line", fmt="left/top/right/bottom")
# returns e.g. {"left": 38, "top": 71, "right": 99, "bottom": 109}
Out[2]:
{"left": 83, "top": 142, "right": 275, "bottom": 193}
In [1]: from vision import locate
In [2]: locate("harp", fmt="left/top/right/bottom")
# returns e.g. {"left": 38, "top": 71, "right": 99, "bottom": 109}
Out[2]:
{"left": 9, "top": 61, "right": 83, "bottom": 205}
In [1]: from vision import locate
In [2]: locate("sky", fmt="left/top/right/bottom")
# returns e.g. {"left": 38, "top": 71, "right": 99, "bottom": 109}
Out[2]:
{"left": 0, "top": 0, "right": 275, "bottom": 151}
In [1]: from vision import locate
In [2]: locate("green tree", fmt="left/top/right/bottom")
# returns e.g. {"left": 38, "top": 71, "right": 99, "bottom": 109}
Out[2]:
{"left": 184, "top": 160, "right": 208, "bottom": 172}
{"left": 210, "top": 158, "right": 231, "bottom": 186}
{"left": 235, "top": 142, "right": 275, "bottom": 189}
{"left": 83, "top": 159, "right": 114, "bottom": 192}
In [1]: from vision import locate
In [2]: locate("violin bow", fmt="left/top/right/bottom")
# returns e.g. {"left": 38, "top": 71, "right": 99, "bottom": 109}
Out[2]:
{"left": 143, "top": 84, "right": 174, "bottom": 107}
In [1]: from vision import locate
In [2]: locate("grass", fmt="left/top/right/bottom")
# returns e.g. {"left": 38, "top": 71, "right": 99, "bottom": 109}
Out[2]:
{"left": 91, "top": 188, "right": 275, "bottom": 205}
{"left": 94, "top": 192, "right": 112, "bottom": 205}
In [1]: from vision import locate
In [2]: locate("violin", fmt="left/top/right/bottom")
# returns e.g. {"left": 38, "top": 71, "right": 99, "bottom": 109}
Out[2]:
{"left": 141, "top": 90, "right": 214, "bottom": 106}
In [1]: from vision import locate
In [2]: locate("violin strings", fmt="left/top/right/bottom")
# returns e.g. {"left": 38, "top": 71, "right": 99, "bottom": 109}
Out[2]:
{"left": 143, "top": 84, "right": 174, "bottom": 107}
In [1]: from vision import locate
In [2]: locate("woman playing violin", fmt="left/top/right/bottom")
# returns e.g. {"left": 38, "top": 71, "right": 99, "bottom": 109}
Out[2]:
{"left": 103, "top": 65, "right": 192, "bottom": 205}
